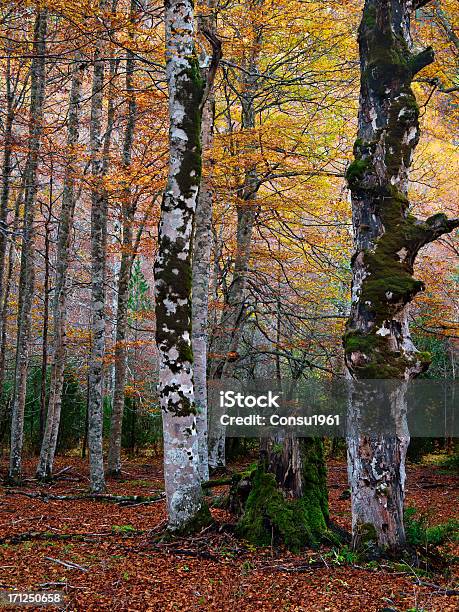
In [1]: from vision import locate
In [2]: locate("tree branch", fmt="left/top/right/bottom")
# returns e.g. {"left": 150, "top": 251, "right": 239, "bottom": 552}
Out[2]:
{"left": 410, "top": 46, "right": 435, "bottom": 75}
{"left": 199, "top": 29, "right": 222, "bottom": 112}
{"left": 413, "top": 0, "right": 432, "bottom": 9}
{"left": 414, "top": 213, "right": 459, "bottom": 250}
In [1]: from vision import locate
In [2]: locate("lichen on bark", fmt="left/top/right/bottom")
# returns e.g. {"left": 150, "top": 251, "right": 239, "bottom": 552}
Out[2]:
{"left": 154, "top": 0, "right": 211, "bottom": 532}
{"left": 344, "top": 0, "right": 458, "bottom": 555}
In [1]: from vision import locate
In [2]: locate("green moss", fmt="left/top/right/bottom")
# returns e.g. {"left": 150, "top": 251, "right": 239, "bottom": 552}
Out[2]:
{"left": 343, "top": 331, "right": 380, "bottom": 354}
{"left": 355, "top": 522, "right": 378, "bottom": 547}
{"left": 236, "top": 440, "right": 332, "bottom": 552}
{"left": 175, "top": 54, "right": 204, "bottom": 199}
{"left": 235, "top": 469, "right": 318, "bottom": 552}
{"left": 169, "top": 501, "right": 212, "bottom": 536}
{"left": 356, "top": 186, "right": 429, "bottom": 327}
{"left": 344, "top": 327, "right": 421, "bottom": 379}
{"left": 346, "top": 158, "right": 370, "bottom": 188}
{"left": 362, "top": 5, "right": 376, "bottom": 29}
{"left": 417, "top": 351, "right": 432, "bottom": 365}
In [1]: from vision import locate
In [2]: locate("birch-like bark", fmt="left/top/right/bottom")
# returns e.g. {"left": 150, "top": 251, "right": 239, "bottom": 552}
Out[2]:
{"left": 0, "top": 38, "right": 14, "bottom": 326}
{"left": 8, "top": 8, "right": 47, "bottom": 482}
{"left": 107, "top": 3, "right": 137, "bottom": 475}
{"left": 345, "top": 0, "right": 459, "bottom": 553}
{"left": 191, "top": 0, "right": 218, "bottom": 483}
{"left": 88, "top": 1, "right": 109, "bottom": 493}
{"left": 36, "top": 54, "right": 84, "bottom": 479}
{"left": 0, "top": 31, "right": 15, "bottom": 396}
{"left": 154, "top": 0, "right": 209, "bottom": 531}
{"left": 0, "top": 191, "right": 21, "bottom": 441}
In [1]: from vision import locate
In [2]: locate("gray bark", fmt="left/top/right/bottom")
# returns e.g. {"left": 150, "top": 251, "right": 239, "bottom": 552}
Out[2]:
{"left": 154, "top": 0, "right": 209, "bottom": 531}
{"left": 88, "top": 2, "right": 109, "bottom": 493}
{"left": 8, "top": 8, "right": 47, "bottom": 482}
{"left": 0, "top": 28, "right": 15, "bottom": 397}
{"left": 36, "top": 54, "right": 84, "bottom": 480}
{"left": 0, "top": 191, "right": 21, "bottom": 441}
{"left": 345, "top": 0, "right": 459, "bottom": 553}
{"left": 192, "top": 0, "right": 218, "bottom": 483}
{"left": 107, "top": 3, "right": 137, "bottom": 476}
{"left": 208, "top": 29, "right": 261, "bottom": 469}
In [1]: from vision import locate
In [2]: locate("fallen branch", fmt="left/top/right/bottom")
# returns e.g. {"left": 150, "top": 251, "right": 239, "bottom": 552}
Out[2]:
{"left": 5, "top": 490, "right": 164, "bottom": 505}
{"left": 39, "top": 582, "right": 87, "bottom": 590}
{"left": 154, "top": 547, "right": 219, "bottom": 561}
{"left": 0, "top": 529, "right": 144, "bottom": 545}
{"left": 415, "top": 579, "right": 459, "bottom": 596}
{"left": 45, "top": 557, "right": 88, "bottom": 572}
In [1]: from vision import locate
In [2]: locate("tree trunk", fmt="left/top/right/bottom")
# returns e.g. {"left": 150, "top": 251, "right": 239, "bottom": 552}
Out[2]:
{"left": 88, "top": 2, "right": 110, "bottom": 493}
{"left": 191, "top": 0, "right": 218, "bottom": 483}
{"left": 8, "top": 8, "right": 47, "bottom": 482}
{"left": 0, "top": 191, "right": 21, "bottom": 442}
{"left": 39, "top": 172, "right": 52, "bottom": 443}
{"left": 107, "top": 3, "right": 137, "bottom": 476}
{"left": 233, "top": 436, "right": 330, "bottom": 552}
{"left": 36, "top": 54, "right": 84, "bottom": 480}
{"left": 154, "top": 0, "right": 212, "bottom": 532}
{"left": 208, "top": 30, "right": 260, "bottom": 469}
{"left": 344, "top": 0, "right": 459, "bottom": 554}
{"left": 0, "top": 33, "right": 14, "bottom": 332}
{"left": 0, "top": 28, "right": 16, "bottom": 401}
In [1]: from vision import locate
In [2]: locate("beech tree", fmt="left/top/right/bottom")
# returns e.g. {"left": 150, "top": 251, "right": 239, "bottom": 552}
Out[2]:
{"left": 154, "top": 0, "right": 220, "bottom": 530}
{"left": 344, "top": 0, "right": 459, "bottom": 553}
{"left": 107, "top": 0, "right": 138, "bottom": 476}
{"left": 208, "top": 0, "right": 263, "bottom": 469}
{"left": 192, "top": 0, "right": 219, "bottom": 483}
{"left": 87, "top": 0, "right": 110, "bottom": 493}
{"left": 36, "top": 53, "right": 84, "bottom": 480}
{"left": 8, "top": 7, "right": 47, "bottom": 482}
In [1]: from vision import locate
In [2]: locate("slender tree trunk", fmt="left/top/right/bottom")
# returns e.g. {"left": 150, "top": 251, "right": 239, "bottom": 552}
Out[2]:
{"left": 107, "top": 4, "right": 137, "bottom": 476}
{"left": 0, "top": 39, "right": 14, "bottom": 329}
{"left": 191, "top": 0, "right": 218, "bottom": 483}
{"left": 154, "top": 0, "right": 211, "bottom": 531}
{"left": 88, "top": 1, "right": 110, "bottom": 493}
{"left": 208, "top": 32, "right": 260, "bottom": 469}
{"left": 0, "top": 47, "right": 16, "bottom": 399}
{"left": 0, "top": 191, "right": 21, "bottom": 442}
{"left": 39, "top": 177, "right": 52, "bottom": 443}
{"left": 8, "top": 8, "right": 47, "bottom": 482}
{"left": 344, "top": 0, "right": 459, "bottom": 554}
{"left": 36, "top": 55, "right": 84, "bottom": 480}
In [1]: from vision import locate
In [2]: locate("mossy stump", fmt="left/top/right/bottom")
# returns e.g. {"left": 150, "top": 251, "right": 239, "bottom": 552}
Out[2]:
{"left": 231, "top": 438, "right": 332, "bottom": 552}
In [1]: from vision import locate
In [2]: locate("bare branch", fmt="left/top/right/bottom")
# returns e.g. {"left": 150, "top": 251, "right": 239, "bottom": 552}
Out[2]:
{"left": 199, "top": 29, "right": 222, "bottom": 112}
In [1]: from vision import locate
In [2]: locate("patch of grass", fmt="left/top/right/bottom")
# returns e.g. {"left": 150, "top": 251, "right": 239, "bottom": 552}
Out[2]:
{"left": 111, "top": 524, "right": 136, "bottom": 534}
{"left": 128, "top": 479, "right": 152, "bottom": 487}
{"left": 405, "top": 507, "right": 459, "bottom": 547}
{"left": 324, "top": 544, "right": 360, "bottom": 565}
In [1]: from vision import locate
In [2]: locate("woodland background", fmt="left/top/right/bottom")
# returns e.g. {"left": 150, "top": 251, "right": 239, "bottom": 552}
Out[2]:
{"left": 0, "top": 0, "right": 458, "bottom": 610}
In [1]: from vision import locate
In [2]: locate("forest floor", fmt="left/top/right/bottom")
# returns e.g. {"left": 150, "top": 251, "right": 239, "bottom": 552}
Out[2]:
{"left": 0, "top": 453, "right": 457, "bottom": 611}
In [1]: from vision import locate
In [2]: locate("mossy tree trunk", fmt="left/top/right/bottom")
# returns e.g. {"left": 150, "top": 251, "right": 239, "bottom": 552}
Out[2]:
{"left": 154, "top": 0, "right": 220, "bottom": 532}
{"left": 234, "top": 436, "right": 330, "bottom": 552}
{"left": 345, "top": 0, "right": 459, "bottom": 554}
